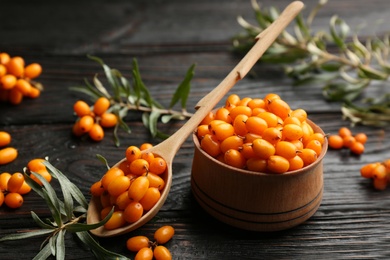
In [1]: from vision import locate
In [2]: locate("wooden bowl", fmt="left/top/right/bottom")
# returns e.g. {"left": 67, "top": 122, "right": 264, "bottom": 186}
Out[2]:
{"left": 191, "top": 119, "right": 327, "bottom": 232}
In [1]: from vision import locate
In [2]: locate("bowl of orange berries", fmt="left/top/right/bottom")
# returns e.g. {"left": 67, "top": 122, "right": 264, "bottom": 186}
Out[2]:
{"left": 191, "top": 93, "right": 328, "bottom": 232}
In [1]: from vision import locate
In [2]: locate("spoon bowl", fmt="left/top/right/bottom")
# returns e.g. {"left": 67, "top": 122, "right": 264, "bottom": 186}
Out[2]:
{"left": 87, "top": 1, "right": 305, "bottom": 237}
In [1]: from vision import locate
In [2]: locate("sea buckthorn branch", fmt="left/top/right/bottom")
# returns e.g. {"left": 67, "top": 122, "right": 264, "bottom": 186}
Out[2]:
{"left": 233, "top": 0, "right": 390, "bottom": 126}
{"left": 71, "top": 55, "right": 195, "bottom": 146}
{"left": 0, "top": 159, "right": 129, "bottom": 260}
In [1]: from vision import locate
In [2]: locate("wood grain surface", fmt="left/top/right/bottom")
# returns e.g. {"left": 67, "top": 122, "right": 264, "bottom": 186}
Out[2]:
{"left": 1, "top": 0, "right": 390, "bottom": 259}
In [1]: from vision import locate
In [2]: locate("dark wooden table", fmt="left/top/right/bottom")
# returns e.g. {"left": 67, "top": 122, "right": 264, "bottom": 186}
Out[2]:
{"left": 1, "top": 0, "right": 390, "bottom": 259}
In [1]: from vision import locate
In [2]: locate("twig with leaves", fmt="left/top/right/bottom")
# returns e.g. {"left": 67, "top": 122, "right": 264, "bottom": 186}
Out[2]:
{"left": 233, "top": 0, "right": 390, "bottom": 126}
{"left": 0, "top": 159, "right": 129, "bottom": 260}
{"left": 71, "top": 56, "right": 196, "bottom": 146}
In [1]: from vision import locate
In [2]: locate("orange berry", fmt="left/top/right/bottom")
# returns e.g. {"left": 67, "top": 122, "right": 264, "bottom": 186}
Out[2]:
{"left": 262, "top": 127, "right": 282, "bottom": 145}
{"left": 0, "top": 64, "right": 6, "bottom": 77}
{"left": 0, "top": 172, "right": 11, "bottom": 191}
{"left": 17, "top": 181, "right": 31, "bottom": 195}
{"left": 116, "top": 191, "right": 132, "bottom": 210}
{"left": 342, "top": 135, "right": 356, "bottom": 148}
{"left": 104, "top": 211, "right": 126, "bottom": 230}
{"left": 225, "top": 94, "right": 241, "bottom": 108}
{"left": 281, "top": 124, "right": 303, "bottom": 141}
{"left": 215, "top": 107, "right": 232, "bottom": 123}
{"left": 210, "top": 122, "right": 234, "bottom": 141}
{"left": 298, "top": 148, "right": 318, "bottom": 166}
{"left": 4, "top": 192, "right": 23, "bottom": 208}
{"left": 126, "top": 235, "right": 150, "bottom": 252}
{"left": 372, "top": 164, "right": 387, "bottom": 179}
{"left": 99, "top": 112, "right": 118, "bottom": 128}
{"left": 200, "top": 111, "right": 215, "bottom": 125}
{"left": 14, "top": 79, "right": 32, "bottom": 96}
{"left": 73, "top": 100, "right": 91, "bottom": 117}
{"left": 245, "top": 116, "right": 268, "bottom": 135}
{"left": 90, "top": 180, "right": 105, "bottom": 197}
{"left": 6, "top": 57, "right": 24, "bottom": 77}
{"left": 0, "top": 53, "right": 10, "bottom": 65}
{"left": 101, "top": 167, "right": 125, "bottom": 190}
{"left": 373, "top": 177, "right": 387, "bottom": 190}
{"left": 129, "top": 159, "right": 149, "bottom": 175}
{"left": 229, "top": 106, "right": 252, "bottom": 121}
{"left": 328, "top": 135, "right": 344, "bottom": 149}
{"left": 124, "top": 201, "right": 143, "bottom": 223}
{"left": 290, "top": 109, "right": 307, "bottom": 123}
{"left": 267, "top": 98, "right": 291, "bottom": 120}
{"left": 144, "top": 172, "right": 165, "bottom": 190}
{"left": 200, "top": 134, "right": 221, "bottom": 157}
{"left": 139, "top": 187, "right": 161, "bottom": 211}
{"left": 288, "top": 155, "right": 304, "bottom": 171}
{"left": 89, "top": 123, "right": 104, "bottom": 141}
{"left": 154, "top": 225, "right": 175, "bottom": 244}
{"left": 224, "top": 149, "right": 246, "bottom": 169}
{"left": 350, "top": 141, "right": 364, "bottom": 155}
{"left": 27, "top": 87, "right": 40, "bottom": 98}
{"left": 252, "top": 138, "right": 275, "bottom": 159}
{"left": 241, "top": 143, "right": 256, "bottom": 159}
{"left": 1, "top": 74, "right": 17, "bottom": 90}
{"left": 23, "top": 63, "right": 42, "bottom": 79}
{"left": 232, "top": 114, "right": 249, "bottom": 137}
{"left": 0, "top": 147, "right": 18, "bottom": 165}
{"left": 196, "top": 124, "right": 210, "bottom": 140}
{"left": 78, "top": 115, "right": 94, "bottom": 133}
{"left": 220, "top": 135, "right": 244, "bottom": 154}
{"left": 27, "top": 158, "right": 46, "bottom": 172}
{"left": 72, "top": 121, "right": 84, "bottom": 137}
{"left": 247, "top": 98, "right": 265, "bottom": 110}
{"left": 0, "top": 131, "right": 11, "bottom": 147}
{"left": 153, "top": 245, "right": 172, "bottom": 260}
{"left": 135, "top": 247, "right": 153, "bottom": 260}
{"left": 0, "top": 190, "right": 4, "bottom": 206}
{"left": 257, "top": 111, "right": 280, "bottom": 127}
{"left": 354, "top": 133, "right": 367, "bottom": 144}
{"left": 9, "top": 88, "right": 23, "bottom": 105}
{"left": 267, "top": 155, "right": 290, "bottom": 174}
{"left": 275, "top": 141, "right": 297, "bottom": 159}
{"left": 246, "top": 158, "right": 267, "bottom": 172}
{"left": 360, "top": 163, "right": 379, "bottom": 179}
{"left": 338, "top": 127, "right": 352, "bottom": 138}
{"left": 126, "top": 146, "right": 142, "bottom": 163}
{"left": 149, "top": 157, "right": 167, "bottom": 175}
{"left": 305, "top": 139, "right": 323, "bottom": 156}
{"left": 140, "top": 143, "right": 153, "bottom": 151}
{"left": 30, "top": 169, "right": 52, "bottom": 185}
{"left": 107, "top": 175, "right": 131, "bottom": 197}
{"left": 128, "top": 176, "right": 149, "bottom": 202}
{"left": 93, "top": 97, "right": 110, "bottom": 116}
{"left": 7, "top": 172, "right": 24, "bottom": 193}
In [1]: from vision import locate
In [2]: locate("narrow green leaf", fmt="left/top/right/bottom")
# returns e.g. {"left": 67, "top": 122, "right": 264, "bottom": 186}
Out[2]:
{"left": 96, "top": 154, "right": 110, "bottom": 170}
{"left": 56, "top": 229, "right": 65, "bottom": 260}
{"left": 65, "top": 207, "right": 113, "bottom": 232}
{"left": 0, "top": 229, "right": 54, "bottom": 242}
{"left": 75, "top": 231, "right": 130, "bottom": 260}
{"left": 169, "top": 64, "right": 196, "bottom": 109}
{"left": 329, "top": 15, "right": 350, "bottom": 49}
{"left": 93, "top": 74, "right": 111, "bottom": 98}
{"left": 148, "top": 110, "right": 160, "bottom": 137}
{"left": 358, "top": 64, "right": 388, "bottom": 80}
{"left": 87, "top": 55, "right": 117, "bottom": 92}
{"left": 32, "top": 242, "right": 52, "bottom": 260}
{"left": 49, "top": 232, "right": 57, "bottom": 256}
{"left": 31, "top": 211, "right": 56, "bottom": 229}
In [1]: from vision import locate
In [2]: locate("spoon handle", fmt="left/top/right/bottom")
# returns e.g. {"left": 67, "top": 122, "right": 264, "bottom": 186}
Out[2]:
{"left": 152, "top": 1, "right": 304, "bottom": 161}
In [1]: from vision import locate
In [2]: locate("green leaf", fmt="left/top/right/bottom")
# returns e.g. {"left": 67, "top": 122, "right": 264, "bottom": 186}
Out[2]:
{"left": 75, "top": 231, "right": 130, "bottom": 260}
{"left": 32, "top": 242, "right": 52, "bottom": 260}
{"left": 92, "top": 74, "right": 111, "bottom": 99}
{"left": 56, "top": 229, "right": 66, "bottom": 260}
{"left": 88, "top": 55, "right": 117, "bottom": 92}
{"left": 169, "top": 64, "right": 196, "bottom": 109}
{"left": 65, "top": 207, "right": 114, "bottom": 232}
{"left": 96, "top": 154, "right": 110, "bottom": 170}
{"left": 329, "top": 15, "right": 350, "bottom": 49}
{"left": 357, "top": 64, "right": 388, "bottom": 80}
{"left": 49, "top": 232, "right": 57, "bottom": 256}
{"left": 0, "top": 229, "right": 54, "bottom": 242}
{"left": 143, "top": 110, "right": 161, "bottom": 138}
{"left": 31, "top": 211, "right": 57, "bottom": 229}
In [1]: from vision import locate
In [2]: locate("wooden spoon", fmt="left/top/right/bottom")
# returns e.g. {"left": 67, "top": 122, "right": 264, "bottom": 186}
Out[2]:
{"left": 87, "top": 1, "right": 304, "bottom": 237}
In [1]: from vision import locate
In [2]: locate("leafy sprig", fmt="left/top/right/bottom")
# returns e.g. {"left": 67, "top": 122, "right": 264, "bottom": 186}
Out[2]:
{"left": 0, "top": 158, "right": 129, "bottom": 260}
{"left": 233, "top": 0, "right": 390, "bottom": 126}
{"left": 71, "top": 56, "right": 196, "bottom": 146}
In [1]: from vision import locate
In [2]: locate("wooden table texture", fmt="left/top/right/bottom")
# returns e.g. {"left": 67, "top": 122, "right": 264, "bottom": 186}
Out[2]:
{"left": 1, "top": 0, "right": 390, "bottom": 259}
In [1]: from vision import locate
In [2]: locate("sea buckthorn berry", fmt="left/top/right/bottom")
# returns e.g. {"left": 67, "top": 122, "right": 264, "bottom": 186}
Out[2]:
{"left": 298, "top": 148, "right": 318, "bottom": 166}
{"left": 210, "top": 122, "right": 234, "bottom": 141}
{"left": 267, "top": 98, "right": 291, "bottom": 120}
{"left": 128, "top": 176, "right": 149, "bottom": 202}
{"left": 200, "top": 134, "right": 221, "bottom": 157}
{"left": 73, "top": 100, "right": 91, "bottom": 117}
{"left": 89, "top": 123, "right": 104, "bottom": 141}
{"left": 0, "top": 74, "right": 17, "bottom": 90}
{"left": 282, "top": 124, "right": 303, "bottom": 141}
{"left": 126, "top": 146, "right": 142, "bottom": 163}
{"left": 246, "top": 116, "right": 268, "bottom": 135}
{"left": 215, "top": 107, "right": 232, "bottom": 123}
{"left": 127, "top": 235, "right": 150, "bottom": 252}
{"left": 141, "top": 152, "right": 155, "bottom": 165}
{"left": 247, "top": 98, "right": 265, "bottom": 110}
{"left": 7, "top": 172, "right": 24, "bottom": 193}
{"left": 99, "top": 112, "right": 118, "bottom": 128}
{"left": 257, "top": 111, "right": 280, "bottom": 127}
{"left": 7, "top": 57, "right": 24, "bottom": 77}
{"left": 246, "top": 158, "right": 267, "bottom": 172}
{"left": 290, "top": 108, "right": 307, "bottom": 123}
{"left": 24, "top": 63, "right": 42, "bottom": 79}
{"left": 135, "top": 247, "right": 153, "bottom": 260}
{"left": 328, "top": 135, "right": 343, "bottom": 149}
{"left": 237, "top": 97, "right": 252, "bottom": 106}
{"left": 14, "top": 79, "right": 32, "bottom": 96}
{"left": 338, "top": 127, "right": 352, "bottom": 138}
{"left": 149, "top": 157, "right": 167, "bottom": 175}
{"left": 154, "top": 225, "right": 175, "bottom": 244}
{"left": 27, "top": 158, "right": 46, "bottom": 172}
{"left": 107, "top": 175, "right": 131, "bottom": 197}
{"left": 0, "top": 53, "right": 10, "bottom": 65}
{"left": 220, "top": 135, "right": 243, "bottom": 154}
{"left": 140, "top": 143, "right": 153, "bottom": 151}
{"left": 17, "top": 181, "right": 31, "bottom": 195}
{"left": 372, "top": 164, "right": 387, "bottom": 180}
{"left": 283, "top": 116, "right": 301, "bottom": 126}
{"left": 373, "top": 177, "right": 387, "bottom": 190}
{"left": 350, "top": 141, "right": 364, "bottom": 155}
{"left": 116, "top": 191, "right": 132, "bottom": 210}
{"left": 0, "top": 190, "right": 4, "bottom": 207}
{"left": 0, "top": 64, "right": 6, "bottom": 78}
{"left": 144, "top": 172, "right": 165, "bottom": 190}
{"left": 233, "top": 114, "right": 249, "bottom": 137}
{"left": 290, "top": 139, "right": 304, "bottom": 150}
{"left": 225, "top": 94, "right": 240, "bottom": 108}
{"left": 30, "top": 169, "right": 52, "bottom": 185}
{"left": 288, "top": 155, "right": 304, "bottom": 171}
{"left": 27, "top": 87, "right": 40, "bottom": 98}
{"left": 104, "top": 211, "right": 126, "bottom": 230}
{"left": 124, "top": 201, "right": 144, "bottom": 223}
{"left": 360, "top": 163, "right": 379, "bottom": 179}
{"left": 305, "top": 140, "right": 322, "bottom": 156}
{"left": 301, "top": 121, "right": 314, "bottom": 140}
{"left": 262, "top": 127, "right": 282, "bottom": 145}
{"left": 153, "top": 245, "right": 172, "bottom": 260}
{"left": 4, "top": 192, "right": 23, "bottom": 208}
{"left": 9, "top": 88, "right": 23, "bottom": 105}
{"left": 139, "top": 187, "right": 161, "bottom": 211}
{"left": 130, "top": 159, "right": 149, "bottom": 175}
{"left": 79, "top": 115, "right": 94, "bottom": 133}
{"left": 93, "top": 97, "right": 110, "bottom": 116}
{"left": 244, "top": 133, "right": 262, "bottom": 143}
{"left": 306, "top": 132, "right": 325, "bottom": 146}
{"left": 0, "top": 131, "right": 11, "bottom": 147}
{"left": 100, "top": 191, "right": 112, "bottom": 208}
{"left": 0, "top": 147, "right": 18, "bottom": 165}
{"left": 342, "top": 135, "right": 356, "bottom": 148}
{"left": 90, "top": 180, "right": 105, "bottom": 197}
{"left": 101, "top": 167, "right": 125, "bottom": 190}
{"left": 196, "top": 124, "right": 210, "bottom": 139}
{"left": 224, "top": 149, "right": 246, "bottom": 169}
{"left": 0, "top": 172, "right": 11, "bottom": 191}
{"left": 267, "top": 155, "right": 290, "bottom": 174}
{"left": 252, "top": 138, "right": 275, "bottom": 159}
{"left": 229, "top": 106, "right": 252, "bottom": 121}
{"left": 100, "top": 206, "right": 114, "bottom": 220}
{"left": 263, "top": 93, "right": 280, "bottom": 108}
{"left": 354, "top": 133, "right": 367, "bottom": 144}
{"left": 72, "top": 121, "right": 84, "bottom": 137}
{"left": 275, "top": 141, "right": 297, "bottom": 159}
{"left": 200, "top": 111, "right": 215, "bottom": 125}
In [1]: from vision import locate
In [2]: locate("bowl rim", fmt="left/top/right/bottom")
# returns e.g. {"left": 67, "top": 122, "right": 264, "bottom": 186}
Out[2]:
{"left": 192, "top": 118, "right": 328, "bottom": 178}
